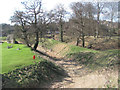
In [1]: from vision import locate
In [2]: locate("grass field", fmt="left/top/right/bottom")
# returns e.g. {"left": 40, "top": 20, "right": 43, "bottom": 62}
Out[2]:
{"left": 2, "top": 39, "right": 119, "bottom": 73}
{"left": 2, "top": 42, "right": 65, "bottom": 88}
{"left": 2, "top": 43, "right": 44, "bottom": 74}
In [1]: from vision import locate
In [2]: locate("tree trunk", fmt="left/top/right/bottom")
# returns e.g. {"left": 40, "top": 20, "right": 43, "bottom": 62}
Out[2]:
{"left": 109, "top": 29, "right": 112, "bottom": 39}
{"left": 82, "top": 33, "right": 85, "bottom": 47}
{"left": 33, "top": 12, "right": 39, "bottom": 50}
{"left": 60, "top": 23, "right": 63, "bottom": 42}
{"left": 24, "top": 38, "right": 31, "bottom": 47}
{"left": 109, "top": 18, "right": 113, "bottom": 39}
{"left": 33, "top": 32, "right": 39, "bottom": 50}
{"left": 96, "top": 2, "right": 100, "bottom": 38}
{"left": 39, "top": 31, "right": 42, "bottom": 42}
{"left": 21, "top": 24, "right": 31, "bottom": 48}
{"left": 76, "top": 37, "right": 80, "bottom": 46}
{"left": 23, "top": 33, "right": 31, "bottom": 47}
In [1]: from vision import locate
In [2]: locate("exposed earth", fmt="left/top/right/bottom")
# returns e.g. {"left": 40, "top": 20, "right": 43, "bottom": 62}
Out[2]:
{"left": 37, "top": 44, "right": 118, "bottom": 88}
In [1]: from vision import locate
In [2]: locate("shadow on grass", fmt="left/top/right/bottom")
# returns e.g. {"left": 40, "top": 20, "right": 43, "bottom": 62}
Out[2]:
{"left": 2, "top": 56, "right": 69, "bottom": 88}
{"left": 35, "top": 50, "right": 63, "bottom": 61}
{"left": 33, "top": 49, "right": 118, "bottom": 87}
{"left": 68, "top": 51, "right": 118, "bottom": 70}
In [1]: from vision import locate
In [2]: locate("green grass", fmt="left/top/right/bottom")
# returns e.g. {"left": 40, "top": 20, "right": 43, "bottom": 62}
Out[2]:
{"left": 2, "top": 42, "right": 65, "bottom": 88}
{"left": 39, "top": 39, "right": 119, "bottom": 70}
{"left": 0, "top": 37, "right": 7, "bottom": 40}
{"left": 39, "top": 38, "right": 99, "bottom": 56}
{"left": 2, "top": 43, "right": 44, "bottom": 74}
{"left": 69, "top": 49, "right": 119, "bottom": 70}
{"left": 68, "top": 45, "right": 99, "bottom": 54}
{"left": 2, "top": 60, "right": 65, "bottom": 88}
{"left": 39, "top": 38, "right": 60, "bottom": 49}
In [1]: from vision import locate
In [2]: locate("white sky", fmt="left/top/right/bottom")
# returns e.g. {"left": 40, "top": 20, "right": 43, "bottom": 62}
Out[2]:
{"left": 0, "top": 0, "right": 118, "bottom": 24}
{"left": 0, "top": 0, "right": 80, "bottom": 24}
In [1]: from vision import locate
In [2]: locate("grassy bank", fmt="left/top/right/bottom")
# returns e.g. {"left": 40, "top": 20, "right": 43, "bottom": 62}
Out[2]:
{"left": 69, "top": 49, "right": 119, "bottom": 70}
{"left": 39, "top": 38, "right": 59, "bottom": 49}
{"left": 39, "top": 39, "right": 119, "bottom": 70}
{"left": 2, "top": 42, "right": 65, "bottom": 88}
{"left": 2, "top": 60, "right": 65, "bottom": 88}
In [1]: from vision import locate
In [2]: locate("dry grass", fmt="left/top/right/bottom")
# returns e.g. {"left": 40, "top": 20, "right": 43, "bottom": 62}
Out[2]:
{"left": 62, "top": 36, "right": 119, "bottom": 51}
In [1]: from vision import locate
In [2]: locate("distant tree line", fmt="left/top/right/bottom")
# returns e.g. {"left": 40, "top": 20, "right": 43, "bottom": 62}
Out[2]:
{"left": 9, "top": 0, "right": 118, "bottom": 50}
{"left": 1, "top": 24, "right": 15, "bottom": 37}
{"left": 66, "top": 2, "right": 118, "bottom": 47}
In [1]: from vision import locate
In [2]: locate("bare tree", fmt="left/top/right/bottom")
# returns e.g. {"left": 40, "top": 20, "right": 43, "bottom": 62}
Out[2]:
{"left": 11, "top": 0, "right": 51, "bottom": 50}
{"left": 84, "top": 2, "right": 97, "bottom": 37}
{"left": 68, "top": 2, "right": 99, "bottom": 47}
{"left": 95, "top": 2, "right": 105, "bottom": 38}
{"left": 52, "top": 4, "right": 67, "bottom": 42}
{"left": 11, "top": 11, "right": 31, "bottom": 47}
{"left": 22, "top": 0, "right": 43, "bottom": 50}
{"left": 38, "top": 11, "right": 54, "bottom": 39}
{"left": 103, "top": 2, "right": 118, "bottom": 38}
{"left": 70, "top": 2, "right": 86, "bottom": 47}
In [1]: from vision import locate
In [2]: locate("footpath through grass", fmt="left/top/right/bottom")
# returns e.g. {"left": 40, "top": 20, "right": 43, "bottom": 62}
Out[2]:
{"left": 39, "top": 39, "right": 119, "bottom": 70}
{"left": 2, "top": 43, "right": 44, "bottom": 74}
{"left": 39, "top": 38, "right": 99, "bottom": 55}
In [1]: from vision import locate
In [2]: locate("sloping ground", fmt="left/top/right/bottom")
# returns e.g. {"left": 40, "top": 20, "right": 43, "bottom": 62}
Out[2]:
{"left": 2, "top": 42, "right": 65, "bottom": 88}
{"left": 38, "top": 39, "right": 69, "bottom": 58}
{"left": 37, "top": 43, "right": 68, "bottom": 58}
{"left": 50, "top": 63, "right": 118, "bottom": 88}
{"left": 2, "top": 60, "right": 65, "bottom": 88}
{"left": 38, "top": 39, "right": 119, "bottom": 88}
{"left": 62, "top": 69, "right": 118, "bottom": 88}
{"left": 69, "top": 49, "right": 119, "bottom": 70}
{"left": 36, "top": 49, "right": 118, "bottom": 88}
{"left": 38, "top": 39, "right": 98, "bottom": 58}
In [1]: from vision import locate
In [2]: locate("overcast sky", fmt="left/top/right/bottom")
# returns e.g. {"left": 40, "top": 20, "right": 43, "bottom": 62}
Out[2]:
{"left": 0, "top": 0, "right": 118, "bottom": 24}
{"left": 0, "top": 0, "right": 81, "bottom": 24}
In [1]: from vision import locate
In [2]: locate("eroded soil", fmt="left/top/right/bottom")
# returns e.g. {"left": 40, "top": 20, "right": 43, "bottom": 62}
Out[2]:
{"left": 37, "top": 44, "right": 118, "bottom": 88}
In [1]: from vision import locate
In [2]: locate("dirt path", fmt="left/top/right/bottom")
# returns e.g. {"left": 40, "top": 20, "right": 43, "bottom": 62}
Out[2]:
{"left": 37, "top": 45, "right": 118, "bottom": 88}
{"left": 37, "top": 43, "right": 69, "bottom": 59}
